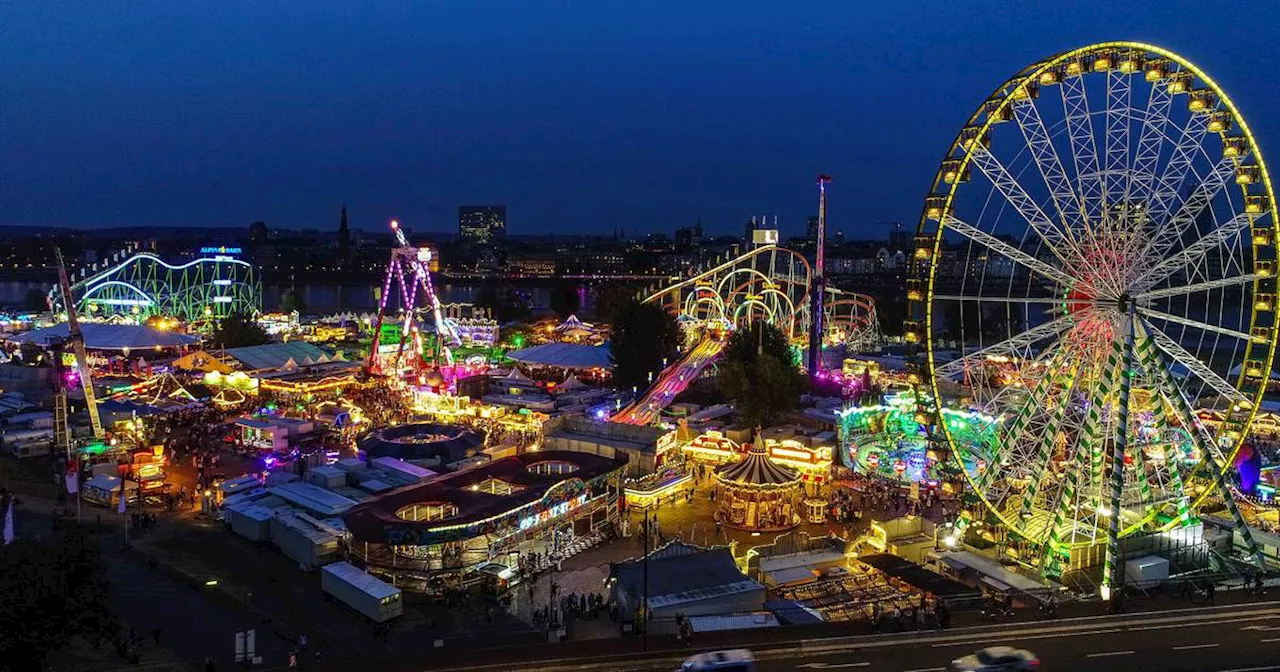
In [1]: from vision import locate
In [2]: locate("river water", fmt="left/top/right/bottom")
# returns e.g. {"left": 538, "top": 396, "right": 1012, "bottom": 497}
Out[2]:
{"left": 0, "top": 280, "right": 598, "bottom": 316}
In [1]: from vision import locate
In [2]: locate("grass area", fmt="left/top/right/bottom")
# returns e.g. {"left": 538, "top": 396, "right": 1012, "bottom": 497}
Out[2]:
{"left": 0, "top": 455, "right": 60, "bottom": 499}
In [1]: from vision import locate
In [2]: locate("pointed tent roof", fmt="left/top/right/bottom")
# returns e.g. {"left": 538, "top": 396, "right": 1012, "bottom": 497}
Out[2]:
{"left": 558, "top": 374, "right": 588, "bottom": 391}
{"left": 504, "top": 367, "right": 533, "bottom": 383}
{"left": 715, "top": 439, "right": 800, "bottom": 488}
{"left": 557, "top": 314, "right": 593, "bottom": 331}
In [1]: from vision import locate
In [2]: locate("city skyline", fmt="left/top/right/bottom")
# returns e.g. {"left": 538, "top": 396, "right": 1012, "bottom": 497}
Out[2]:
{"left": 3, "top": 2, "right": 1279, "bottom": 237}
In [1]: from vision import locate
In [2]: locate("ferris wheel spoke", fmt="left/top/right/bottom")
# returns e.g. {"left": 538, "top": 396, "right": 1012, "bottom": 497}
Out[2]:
{"left": 1138, "top": 322, "right": 1264, "bottom": 566}
{"left": 1136, "top": 274, "right": 1258, "bottom": 301}
{"left": 1015, "top": 360, "right": 1083, "bottom": 522}
{"left": 1012, "top": 95, "right": 1126, "bottom": 292}
{"left": 966, "top": 149, "right": 1091, "bottom": 272}
{"left": 1136, "top": 307, "right": 1257, "bottom": 345}
{"left": 1140, "top": 155, "right": 1239, "bottom": 272}
{"left": 1142, "top": 112, "right": 1212, "bottom": 230}
{"left": 1138, "top": 316, "right": 1249, "bottom": 404}
{"left": 933, "top": 295, "right": 1089, "bottom": 305}
{"left": 1139, "top": 322, "right": 1229, "bottom": 465}
{"left": 1012, "top": 99, "right": 1085, "bottom": 231}
{"left": 942, "top": 216, "right": 1077, "bottom": 289}
{"left": 1129, "top": 80, "right": 1175, "bottom": 204}
{"left": 1103, "top": 70, "right": 1133, "bottom": 204}
{"left": 979, "top": 350, "right": 1074, "bottom": 495}
{"left": 933, "top": 312, "right": 1078, "bottom": 380}
{"left": 1131, "top": 211, "right": 1255, "bottom": 292}
{"left": 1060, "top": 73, "right": 1106, "bottom": 222}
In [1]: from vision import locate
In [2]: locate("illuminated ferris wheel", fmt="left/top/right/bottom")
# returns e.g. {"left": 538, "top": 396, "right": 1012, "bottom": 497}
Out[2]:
{"left": 906, "top": 43, "right": 1277, "bottom": 586}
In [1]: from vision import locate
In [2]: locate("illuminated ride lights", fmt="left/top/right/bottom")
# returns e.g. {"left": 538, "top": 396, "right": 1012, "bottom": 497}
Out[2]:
{"left": 907, "top": 42, "right": 1277, "bottom": 584}
{"left": 49, "top": 249, "right": 261, "bottom": 323}
{"left": 838, "top": 393, "right": 995, "bottom": 486}
{"left": 617, "top": 237, "right": 881, "bottom": 425}
{"left": 367, "top": 221, "right": 463, "bottom": 384}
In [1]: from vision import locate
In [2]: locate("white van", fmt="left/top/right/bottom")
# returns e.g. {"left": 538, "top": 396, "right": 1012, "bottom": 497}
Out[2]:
{"left": 679, "top": 649, "right": 757, "bottom": 672}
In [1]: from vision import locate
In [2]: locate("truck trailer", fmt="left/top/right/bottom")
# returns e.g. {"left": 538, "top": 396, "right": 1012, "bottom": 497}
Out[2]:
{"left": 321, "top": 561, "right": 402, "bottom": 623}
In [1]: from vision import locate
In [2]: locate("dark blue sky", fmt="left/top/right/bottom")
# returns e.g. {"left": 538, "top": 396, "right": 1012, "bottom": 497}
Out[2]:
{"left": 3, "top": 1, "right": 1277, "bottom": 238}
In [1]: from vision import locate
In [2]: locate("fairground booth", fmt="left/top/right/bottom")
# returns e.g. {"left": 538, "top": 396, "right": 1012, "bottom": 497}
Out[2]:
{"left": 343, "top": 451, "right": 627, "bottom": 593}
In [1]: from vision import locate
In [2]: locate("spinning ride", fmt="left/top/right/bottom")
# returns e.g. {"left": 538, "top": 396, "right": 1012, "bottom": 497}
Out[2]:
{"left": 907, "top": 43, "right": 1278, "bottom": 586}
{"left": 839, "top": 392, "right": 996, "bottom": 486}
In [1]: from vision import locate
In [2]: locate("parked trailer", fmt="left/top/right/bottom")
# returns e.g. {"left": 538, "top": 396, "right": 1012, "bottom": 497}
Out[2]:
{"left": 3, "top": 428, "right": 55, "bottom": 458}
{"left": 321, "top": 561, "right": 402, "bottom": 623}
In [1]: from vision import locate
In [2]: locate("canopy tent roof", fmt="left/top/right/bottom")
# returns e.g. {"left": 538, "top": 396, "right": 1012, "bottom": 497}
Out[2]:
{"left": 7, "top": 323, "right": 200, "bottom": 351}
{"left": 716, "top": 441, "right": 800, "bottom": 488}
{"left": 507, "top": 342, "right": 613, "bottom": 370}
{"left": 223, "top": 341, "right": 335, "bottom": 371}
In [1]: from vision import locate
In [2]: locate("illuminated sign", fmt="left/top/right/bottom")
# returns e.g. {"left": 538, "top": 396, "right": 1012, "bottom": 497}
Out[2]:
{"left": 518, "top": 493, "right": 587, "bottom": 531}
{"left": 753, "top": 229, "right": 779, "bottom": 245}
{"left": 213, "top": 279, "right": 232, "bottom": 286}
{"left": 213, "top": 296, "right": 233, "bottom": 303}
{"left": 89, "top": 298, "right": 153, "bottom": 306}
{"left": 200, "top": 246, "right": 242, "bottom": 255}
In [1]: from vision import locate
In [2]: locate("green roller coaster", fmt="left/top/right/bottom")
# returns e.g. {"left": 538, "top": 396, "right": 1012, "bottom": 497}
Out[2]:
{"left": 48, "top": 249, "right": 262, "bottom": 323}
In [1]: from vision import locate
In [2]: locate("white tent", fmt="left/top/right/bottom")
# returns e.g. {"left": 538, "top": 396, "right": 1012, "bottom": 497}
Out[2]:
{"left": 559, "top": 374, "right": 589, "bottom": 391}
{"left": 504, "top": 368, "right": 534, "bottom": 384}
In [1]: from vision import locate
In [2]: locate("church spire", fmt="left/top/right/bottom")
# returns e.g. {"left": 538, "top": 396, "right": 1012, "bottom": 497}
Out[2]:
{"left": 338, "top": 204, "right": 351, "bottom": 266}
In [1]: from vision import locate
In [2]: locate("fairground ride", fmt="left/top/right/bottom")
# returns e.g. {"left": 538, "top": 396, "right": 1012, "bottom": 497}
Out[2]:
{"left": 367, "top": 221, "right": 463, "bottom": 380}
{"left": 49, "top": 246, "right": 261, "bottom": 324}
{"left": 839, "top": 391, "right": 998, "bottom": 487}
{"left": 905, "top": 43, "right": 1278, "bottom": 592}
{"left": 51, "top": 248, "right": 104, "bottom": 454}
{"left": 613, "top": 244, "right": 881, "bottom": 424}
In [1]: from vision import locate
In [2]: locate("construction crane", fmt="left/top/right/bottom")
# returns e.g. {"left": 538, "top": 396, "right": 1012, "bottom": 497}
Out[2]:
{"left": 53, "top": 247, "right": 104, "bottom": 442}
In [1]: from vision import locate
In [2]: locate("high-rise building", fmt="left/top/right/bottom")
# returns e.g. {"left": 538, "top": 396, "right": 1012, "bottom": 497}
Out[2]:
{"left": 806, "top": 215, "right": 820, "bottom": 240}
{"left": 458, "top": 206, "right": 507, "bottom": 245}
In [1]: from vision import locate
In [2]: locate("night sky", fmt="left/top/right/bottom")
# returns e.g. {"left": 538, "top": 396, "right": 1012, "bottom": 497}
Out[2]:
{"left": 3, "top": 1, "right": 1278, "bottom": 238}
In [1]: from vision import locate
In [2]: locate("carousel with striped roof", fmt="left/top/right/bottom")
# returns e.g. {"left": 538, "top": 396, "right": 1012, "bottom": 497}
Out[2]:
{"left": 714, "top": 433, "right": 803, "bottom": 532}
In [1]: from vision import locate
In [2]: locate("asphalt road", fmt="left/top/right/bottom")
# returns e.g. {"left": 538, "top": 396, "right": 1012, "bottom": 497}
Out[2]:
{"left": 756, "top": 602, "right": 1280, "bottom": 672}
{"left": 428, "top": 601, "right": 1280, "bottom": 672}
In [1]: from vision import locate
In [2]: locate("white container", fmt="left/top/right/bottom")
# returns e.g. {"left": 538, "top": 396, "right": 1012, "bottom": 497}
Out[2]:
{"left": 321, "top": 562, "right": 402, "bottom": 623}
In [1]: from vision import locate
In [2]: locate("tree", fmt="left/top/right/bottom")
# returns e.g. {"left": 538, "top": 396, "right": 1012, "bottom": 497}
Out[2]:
{"left": 548, "top": 280, "right": 581, "bottom": 319}
{"left": 942, "top": 302, "right": 1026, "bottom": 343}
{"left": 591, "top": 282, "right": 638, "bottom": 322}
{"left": 0, "top": 526, "right": 114, "bottom": 670}
{"left": 475, "top": 279, "right": 531, "bottom": 323}
{"left": 22, "top": 288, "right": 48, "bottom": 312}
{"left": 717, "top": 321, "right": 804, "bottom": 429}
{"left": 281, "top": 287, "right": 306, "bottom": 314}
{"left": 609, "top": 299, "right": 680, "bottom": 391}
{"left": 211, "top": 312, "right": 271, "bottom": 348}
{"left": 501, "top": 323, "right": 534, "bottom": 349}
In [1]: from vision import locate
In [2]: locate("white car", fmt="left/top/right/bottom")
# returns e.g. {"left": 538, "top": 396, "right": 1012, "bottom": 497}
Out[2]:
{"left": 680, "top": 649, "right": 757, "bottom": 672}
{"left": 950, "top": 646, "right": 1039, "bottom": 671}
